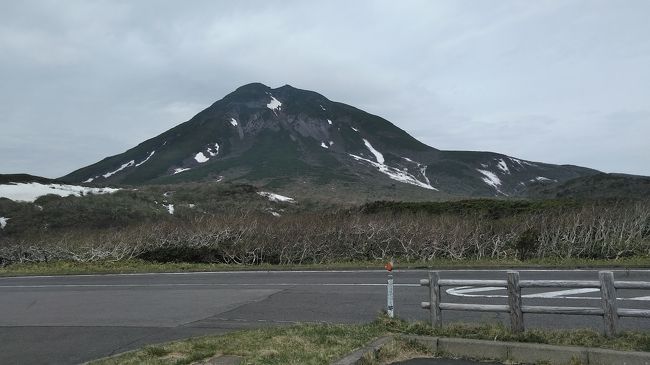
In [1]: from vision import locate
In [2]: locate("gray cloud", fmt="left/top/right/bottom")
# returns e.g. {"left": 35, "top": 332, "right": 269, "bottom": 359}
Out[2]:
{"left": 0, "top": 0, "right": 648, "bottom": 177}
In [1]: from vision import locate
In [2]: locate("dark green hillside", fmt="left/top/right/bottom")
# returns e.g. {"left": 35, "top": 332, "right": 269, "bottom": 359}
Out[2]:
{"left": 529, "top": 173, "right": 650, "bottom": 199}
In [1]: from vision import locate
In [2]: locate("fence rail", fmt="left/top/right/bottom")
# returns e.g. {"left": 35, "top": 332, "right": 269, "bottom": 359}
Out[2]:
{"left": 420, "top": 270, "right": 650, "bottom": 337}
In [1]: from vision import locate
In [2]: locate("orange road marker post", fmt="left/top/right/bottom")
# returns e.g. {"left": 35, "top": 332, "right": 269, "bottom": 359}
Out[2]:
{"left": 385, "top": 260, "right": 394, "bottom": 318}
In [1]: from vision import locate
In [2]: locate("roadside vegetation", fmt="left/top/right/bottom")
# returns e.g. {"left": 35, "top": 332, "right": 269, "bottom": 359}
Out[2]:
{"left": 1, "top": 185, "right": 648, "bottom": 270}
{"left": 90, "top": 316, "right": 650, "bottom": 365}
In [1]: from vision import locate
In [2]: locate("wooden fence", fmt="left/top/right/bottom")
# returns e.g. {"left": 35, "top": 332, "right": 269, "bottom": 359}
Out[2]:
{"left": 419, "top": 270, "right": 650, "bottom": 337}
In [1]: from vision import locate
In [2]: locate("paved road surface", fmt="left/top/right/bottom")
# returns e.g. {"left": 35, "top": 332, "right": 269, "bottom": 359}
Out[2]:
{"left": 1, "top": 269, "right": 648, "bottom": 364}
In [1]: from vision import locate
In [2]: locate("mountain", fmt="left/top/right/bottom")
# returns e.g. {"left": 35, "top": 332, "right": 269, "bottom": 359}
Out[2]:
{"left": 528, "top": 173, "right": 650, "bottom": 199}
{"left": 61, "top": 83, "right": 598, "bottom": 199}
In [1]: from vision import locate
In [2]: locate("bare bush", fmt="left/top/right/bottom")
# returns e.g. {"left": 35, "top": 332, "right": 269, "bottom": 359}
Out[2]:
{"left": 0, "top": 200, "right": 648, "bottom": 266}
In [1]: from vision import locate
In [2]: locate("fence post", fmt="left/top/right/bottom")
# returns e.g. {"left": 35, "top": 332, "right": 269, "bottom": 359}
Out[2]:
{"left": 599, "top": 271, "right": 618, "bottom": 337}
{"left": 507, "top": 271, "right": 524, "bottom": 333}
{"left": 429, "top": 271, "right": 442, "bottom": 328}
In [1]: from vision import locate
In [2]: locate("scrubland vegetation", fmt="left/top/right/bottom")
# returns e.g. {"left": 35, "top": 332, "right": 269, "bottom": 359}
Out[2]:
{"left": 1, "top": 183, "right": 648, "bottom": 267}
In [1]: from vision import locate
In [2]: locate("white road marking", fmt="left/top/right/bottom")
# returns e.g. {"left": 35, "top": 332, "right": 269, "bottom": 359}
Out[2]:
{"left": 630, "top": 296, "right": 650, "bottom": 301}
{"left": 447, "top": 286, "right": 505, "bottom": 295}
{"left": 445, "top": 286, "right": 650, "bottom": 301}
{"left": 523, "top": 288, "right": 601, "bottom": 298}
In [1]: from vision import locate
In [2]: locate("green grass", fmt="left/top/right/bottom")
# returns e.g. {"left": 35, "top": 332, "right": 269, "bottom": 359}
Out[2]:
{"left": 1, "top": 256, "right": 648, "bottom": 277}
{"left": 91, "top": 322, "right": 388, "bottom": 365}
{"left": 89, "top": 316, "right": 650, "bottom": 365}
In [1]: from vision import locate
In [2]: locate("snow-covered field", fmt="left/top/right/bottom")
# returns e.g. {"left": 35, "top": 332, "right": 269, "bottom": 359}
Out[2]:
{"left": 0, "top": 182, "right": 119, "bottom": 202}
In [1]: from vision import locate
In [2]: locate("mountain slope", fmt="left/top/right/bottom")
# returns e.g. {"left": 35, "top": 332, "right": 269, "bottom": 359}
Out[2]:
{"left": 61, "top": 83, "right": 598, "bottom": 198}
{"left": 528, "top": 173, "right": 650, "bottom": 199}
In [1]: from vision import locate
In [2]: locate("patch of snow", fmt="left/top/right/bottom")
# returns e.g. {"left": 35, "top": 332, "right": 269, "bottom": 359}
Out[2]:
{"left": 258, "top": 191, "right": 295, "bottom": 203}
{"left": 135, "top": 151, "right": 156, "bottom": 167}
{"left": 419, "top": 165, "right": 432, "bottom": 186}
{"left": 163, "top": 204, "right": 174, "bottom": 215}
{"left": 0, "top": 217, "right": 8, "bottom": 229}
{"left": 362, "top": 139, "right": 384, "bottom": 164}
{"left": 329, "top": 141, "right": 334, "bottom": 146}
{"left": 269, "top": 210, "right": 281, "bottom": 217}
{"left": 207, "top": 143, "right": 220, "bottom": 157}
{"left": 83, "top": 177, "right": 95, "bottom": 183}
{"left": 0, "top": 183, "right": 120, "bottom": 202}
{"left": 496, "top": 159, "right": 510, "bottom": 174}
{"left": 230, "top": 118, "right": 238, "bottom": 126}
{"left": 216, "top": 176, "right": 224, "bottom": 182}
{"left": 162, "top": 141, "right": 168, "bottom": 146}
{"left": 267, "top": 95, "right": 282, "bottom": 111}
{"left": 510, "top": 157, "right": 536, "bottom": 167}
{"left": 188, "top": 204, "right": 196, "bottom": 208}
{"left": 476, "top": 169, "right": 501, "bottom": 188}
{"left": 320, "top": 105, "right": 326, "bottom": 111}
{"left": 508, "top": 157, "right": 523, "bottom": 167}
{"left": 327, "top": 119, "right": 332, "bottom": 125}
{"left": 320, "top": 142, "right": 329, "bottom": 149}
{"left": 351, "top": 127, "right": 359, "bottom": 132}
{"left": 476, "top": 169, "right": 507, "bottom": 196}
{"left": 103, "top": 160, "right": 135, "bottom": 178}
{"left": 349, "top": 154, "right": 437, "bottom": 190}
{"left": 402, "top": 157, "right": 415, "bottom": 163}
{"left": 480, "top": 163, "right": 489, "bottom": 168}
{"left": 194, "top": 152, "right": 209, "bottom": 163}
{"left": 533, "top": 176, "right": 556, "bottom": 182}
{"left": 173, "top": 167, "right": 191, "bottom": 174}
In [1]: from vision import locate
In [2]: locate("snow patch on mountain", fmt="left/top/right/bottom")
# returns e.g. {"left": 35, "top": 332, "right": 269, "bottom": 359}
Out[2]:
{"left": 496, "top": 159, "right": 510, "bottom": 174}
{"left": 420, "top": 165, "right": 431, "bottom": 186}
{"left": 194, "top": 152, "right": 209, "bottom": 163}
{"left": 329, "top": 141, "right": 334, "bottom": 146}
{"left": 532, "top": 176, "right": 557, "bottom": 182}
{"left": 363, "top": 139, "right": 384, "bottom": 164}
{"left": 320, "top": 105, "right": 326, "bottom": 111}
{"left": 0, "top": 217, "right": 8, "bottom": 229}
{"left": 163, "top": 204, "right": 174, "bottom": 215}
{"left": 230, "top": 118, "right": 238, "bottom": 126}
{"left": 83, "top": 177, "right": 96, "bottom": 183}
{"left": 135, "top": 151, "right": 155, "bottom": 167}
{"left": 327, "top": 119, "right": 332, "bottom": 125}
{"left": 476, "top": 169, "right": 506, "bottom": 195}
{"left": 103, "top": 160, "right": 135, "bottom": 178}
{"left": 267, "top": 95, "right": 282, "bottom": 111}
{"left": 320, "top": 142, "right": 329, "bottom": 149}
{"left": 173, "top": 167, "right": 191, "bottom": 174}
{"left": 258, "top": 191, "right": 295, "bottom": 203}
{"left": 509, "top": 157, "right": 536, "bottom": 167}
{"left": 349, "top": 154, "right": 437, "bottom": 190}
{"left": 0, "top": 183, "right": 119, "bottom": 202}
{"left": 351, "top": 127, "right": 359, "bottom": 132}
{"left": 207, "top": 143, "right": 220, "bottom": 157}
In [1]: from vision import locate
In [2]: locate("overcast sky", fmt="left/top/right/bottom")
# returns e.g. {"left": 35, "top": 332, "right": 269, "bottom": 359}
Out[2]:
{"left": 1, "top": 0, "right": 649, "bottom": 178}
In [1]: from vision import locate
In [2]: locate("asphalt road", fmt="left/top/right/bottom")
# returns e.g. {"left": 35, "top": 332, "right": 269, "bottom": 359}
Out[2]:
{"left": 1, "top": 269, "right": 648, "bottom": 364}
